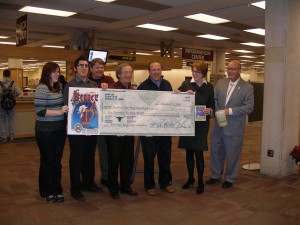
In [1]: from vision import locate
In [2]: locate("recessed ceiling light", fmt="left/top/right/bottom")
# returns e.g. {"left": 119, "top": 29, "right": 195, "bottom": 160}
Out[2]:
{"left": 19, "top": 6, "right": 76, "bottom": 17}
{"left": 240, "top": 60, "right": 254, "bottom": 62}
{"left": 238, "top": 55, "right": 257, "bottom": 58}
{"left": 244, "top": 28, "right": 265, "bottom": 36}
{"left": 197, "top": 34, "right": 229, "bottom": 40}
{"left": 251, "top": 1, "right": 265, "bottom": 9}
{"left": 233, "top": 50, "right": 254, "bottom": 53}
{"left": 23, "top": 59, "right": 38, "bottom": 62}
{"left": 0, "top": 41, "right": 15, "bottom": 45}
{"left": 134, "top": 52, "right": 153, "bottom": 55}
{"left": 185, "top": 13, "right": 230, "bottom": 24}
{"left": 240, "top": 42, "right": 265, "bottom": 47}
{"left": 136, "top": 24, "right": 178, "bottom": 31}
{"left": 95, "top": 0, "right": 115, "bottom": 2}
{"left": 0, "top": 36, "right": 9, "bottom": 39}
{"left": 153, "top": 50, "right": 161, "bottom": 52}
{"left": 42, "top": 45, "right": 65, "bottom": 48}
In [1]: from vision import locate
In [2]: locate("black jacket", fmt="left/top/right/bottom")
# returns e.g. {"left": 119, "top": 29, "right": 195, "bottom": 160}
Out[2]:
{"left": 137, "top": 76, "right": 172, "bottom": 91}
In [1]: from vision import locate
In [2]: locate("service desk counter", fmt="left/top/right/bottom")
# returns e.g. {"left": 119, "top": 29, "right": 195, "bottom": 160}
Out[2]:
{"left": 15, "top": 100, "right": 35, "bottom": 138}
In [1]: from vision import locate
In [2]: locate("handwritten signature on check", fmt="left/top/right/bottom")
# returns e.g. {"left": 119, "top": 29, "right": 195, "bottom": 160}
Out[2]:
{"left": 150, "top": 119, "right": 190, "bottom": 129}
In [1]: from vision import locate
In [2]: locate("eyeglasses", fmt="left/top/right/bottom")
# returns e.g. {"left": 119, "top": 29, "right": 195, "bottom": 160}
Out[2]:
{"left": 121, "top": 71, "right": 133, "bottom": 75}
{"left": 192, "top": 70, "right": 202, "bottom": 74}
{"left": 77, "top": 64, "right": 89, "bottom": 69}
{"left": 227, "top": 67, "right": 240, "bottom": 71}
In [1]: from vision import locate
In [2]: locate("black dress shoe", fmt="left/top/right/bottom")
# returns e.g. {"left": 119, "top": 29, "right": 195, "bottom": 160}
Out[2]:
{"left": 110, "top": 191, "right": 120, "bottom": 199}
{"left": 101, "top": 179, "right": 108, "bottom": 186}
{"left": 120, "top": 187, "right": 138, "bottom": 196}
{"left": 182, "top": 178, "right": 195, "bottom": 189}
{"left": 82, "top": 185, "right": 103, "bottom": 192}
{"left": 221, "top": 181, "right": 233, "bottom": 189}
{"left": 71, "top": 191, "right": 85, "bottom": 201}
{"left": 196, "top": 186, "right": 204, "bottom": 195}
{"left": 205, "top": 178, "right": 220, "bottom": 185}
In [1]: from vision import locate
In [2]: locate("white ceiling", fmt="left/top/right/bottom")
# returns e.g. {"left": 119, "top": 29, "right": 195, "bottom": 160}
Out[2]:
{"left": 0, "top": 0, "right": 265, "bottom": 68}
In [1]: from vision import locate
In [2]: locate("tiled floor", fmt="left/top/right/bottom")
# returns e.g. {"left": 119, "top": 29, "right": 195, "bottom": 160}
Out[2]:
{"left": 0, "top": 121, "right": 299, "bottom": 225}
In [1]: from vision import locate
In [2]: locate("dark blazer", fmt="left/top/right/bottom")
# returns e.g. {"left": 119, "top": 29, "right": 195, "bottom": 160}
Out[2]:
{"left": 178, "top": 80, "right": 214, "bottom": 150}
{"left": 213, "top": 78, "right": 254, "bottom": 136}
{"left": 137, "top": 76, "right": 172, "bottom": 92}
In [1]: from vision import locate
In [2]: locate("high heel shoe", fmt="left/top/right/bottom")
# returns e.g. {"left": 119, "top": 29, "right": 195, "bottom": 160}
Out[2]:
{"left": 196, "top": 185, "right": 204, "bottom": 195}
{"left": 182, "top": 178, "right": 195, "bottom": 189}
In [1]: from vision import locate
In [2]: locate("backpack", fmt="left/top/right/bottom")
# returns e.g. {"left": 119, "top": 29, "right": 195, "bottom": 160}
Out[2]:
{"left": 0, "top": 81, "right": 16, "bottom": 110}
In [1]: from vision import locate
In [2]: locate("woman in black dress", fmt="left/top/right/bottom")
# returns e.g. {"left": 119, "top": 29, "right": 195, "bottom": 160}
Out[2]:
{"left": 178, "top": 61, "right": 214, "bottom": 194}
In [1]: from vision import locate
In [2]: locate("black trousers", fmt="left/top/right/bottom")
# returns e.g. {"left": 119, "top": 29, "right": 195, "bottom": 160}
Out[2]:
{"left": 106, "top": 136, "right": 134, "bottom": 192}
{"left": 185, "top": 149, "right": 204, "bottom": 186}
{"left": 36, "top": 129, "right": 66, "bottom": 197}
{"left": 140, "top": 136, "right": 172, "bottom": 190}
{"left": 68, "top": 135, "right": 97, "bottom": 192}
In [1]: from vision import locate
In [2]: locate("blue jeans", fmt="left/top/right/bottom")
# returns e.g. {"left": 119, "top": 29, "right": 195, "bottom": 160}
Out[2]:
{"left": 0, "top": 107, "right": 15, "bottom": 139}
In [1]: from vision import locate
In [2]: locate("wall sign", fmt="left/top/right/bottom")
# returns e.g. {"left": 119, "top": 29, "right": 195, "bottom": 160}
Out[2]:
{"left": 182, "top": 47, "right": 213, "bottom": 61}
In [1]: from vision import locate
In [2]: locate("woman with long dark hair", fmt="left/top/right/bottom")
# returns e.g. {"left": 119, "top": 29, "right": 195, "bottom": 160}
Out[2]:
{"left": 34, "top": 62, "right": 68, "bottom": 202}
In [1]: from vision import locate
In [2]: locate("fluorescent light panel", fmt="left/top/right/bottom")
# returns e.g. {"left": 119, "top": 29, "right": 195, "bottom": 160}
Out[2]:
{"left": 185, "top": 13, "right": 230, "bottom": 24}
{"left": 238, "top": 55, "right": 257, "bottom": 58}
{"left": 0, "top": 41, "right": 15, "bottom": 45}
{"left": 136, "top": 23, "right": 178, "bottom": 31}
{"left": 42, "top": 45, "right": 65, "bottom": 48}
{"left": 240, "top": 60, "right": 254, "bottom": 62}
{"left": 241, "top": 42, "right": 265, "bottom": 47}
{"left": 0, "top": 36, "right": 9, "bottom": 39}
{"left": 244, "top": 28, "right": 265, "bottom": 36}
{"left": 134, "top": 52, "right": 153, "bottom": 55}
{"left": 95, "top": 0, "right": 115, "bottom": 2}
{"left": 197, "top": 34, "right": 229, "bottom": 40}
{"left": 233, "top": 50, "right": 254, "bottom": 53}
{"left": 19, "top": 6, "right": 76, "bottom": 17}
{"left": 251, "top": 1, "right": 265, "bottom": 9}
{"left": 23, "top": 59, "right": 38, "bottom": 62}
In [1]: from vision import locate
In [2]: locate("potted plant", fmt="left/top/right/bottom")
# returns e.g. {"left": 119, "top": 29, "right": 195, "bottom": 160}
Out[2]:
{"left": 290, "top": 145, "right": 300, "bottom": 177}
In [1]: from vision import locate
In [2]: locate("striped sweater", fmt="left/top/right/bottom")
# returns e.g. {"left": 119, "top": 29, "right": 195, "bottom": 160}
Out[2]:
{"left": 34, "top": 83, "right": 64, "bottom": 122}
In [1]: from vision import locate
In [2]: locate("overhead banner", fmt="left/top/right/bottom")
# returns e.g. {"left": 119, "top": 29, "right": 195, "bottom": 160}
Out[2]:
{"left": 182, "top": 47, "right": 214, "bottom": 61}
{"left": 16, "top": 14, "right": 28, "bottom": 47}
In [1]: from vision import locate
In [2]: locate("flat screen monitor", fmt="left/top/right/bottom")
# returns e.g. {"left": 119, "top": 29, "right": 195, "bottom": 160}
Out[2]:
{"left": 87, "top": 49, "right": 108, "bottom": 64}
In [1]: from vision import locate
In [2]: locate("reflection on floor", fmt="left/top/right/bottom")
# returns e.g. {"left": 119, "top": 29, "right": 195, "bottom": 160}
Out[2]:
{"left": 0, "top": 121, "right": 299, "bottom": 225}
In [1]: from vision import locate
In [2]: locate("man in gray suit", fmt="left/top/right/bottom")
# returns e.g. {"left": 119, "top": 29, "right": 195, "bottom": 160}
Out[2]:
{"left": 206, "top": 60, "right": 254, "bottom": 188}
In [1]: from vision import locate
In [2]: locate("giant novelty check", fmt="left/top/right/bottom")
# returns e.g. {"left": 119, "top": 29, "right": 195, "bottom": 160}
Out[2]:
{"left": 67, "top": 87, "right": 195, "bottom": 136}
